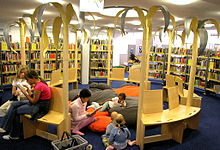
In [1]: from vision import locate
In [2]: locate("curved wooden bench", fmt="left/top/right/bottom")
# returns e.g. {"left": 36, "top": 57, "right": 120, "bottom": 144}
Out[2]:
{"left": 137, "top": 87, "right": 201, "bottom": 150}
{"left": 22, "top": 87, "right": 70, "bottom": 141}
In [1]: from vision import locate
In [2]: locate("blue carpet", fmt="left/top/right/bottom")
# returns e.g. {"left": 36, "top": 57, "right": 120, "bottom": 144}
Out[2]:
{"left": 0, "top": 81, "right": 220, "bottom": 150}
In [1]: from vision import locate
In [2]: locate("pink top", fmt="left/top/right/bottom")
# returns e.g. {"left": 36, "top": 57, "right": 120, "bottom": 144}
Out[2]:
{"left": 34, "top": 81, "right": 51, "bottom": 100}
{"left": 69, "top": 97, "right": 87, "bottom": 130}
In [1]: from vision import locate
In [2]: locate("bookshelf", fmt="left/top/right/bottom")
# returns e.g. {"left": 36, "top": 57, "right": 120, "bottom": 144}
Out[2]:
{"left": 0, "top": 41, "right": 82, "bottom": 85}
{"left": 149, "top": 47, "right": 167, "bottom": 83}
{"left": 89, "top": 39, "right": 112, "bottom": 78}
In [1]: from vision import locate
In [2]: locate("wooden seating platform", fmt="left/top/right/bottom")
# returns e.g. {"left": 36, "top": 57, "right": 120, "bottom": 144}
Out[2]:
{"left": 137, "top": 87, "right": 201, "bottom": 150}
{"left": 22, "top": 87, "right": 71, "bottom": 141}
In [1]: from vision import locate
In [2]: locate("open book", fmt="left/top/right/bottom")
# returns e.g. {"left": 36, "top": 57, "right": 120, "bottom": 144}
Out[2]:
{"left": 90, "top": 106, "right": 102, "bottom": 115}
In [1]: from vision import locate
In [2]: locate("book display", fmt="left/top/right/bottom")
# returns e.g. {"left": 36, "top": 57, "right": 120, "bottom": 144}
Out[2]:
{"left": 90, "top": 39, "right": 112, "bottom": 78}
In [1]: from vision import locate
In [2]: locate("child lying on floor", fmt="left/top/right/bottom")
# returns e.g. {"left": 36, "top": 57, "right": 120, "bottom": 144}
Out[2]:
{"left": 88, "top": 93, "right": 126, "bottom": 112}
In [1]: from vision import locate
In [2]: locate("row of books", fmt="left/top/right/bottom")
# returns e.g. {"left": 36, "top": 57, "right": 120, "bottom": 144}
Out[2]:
{"left": 171, "top": 57, "right": 187, "bottom": 64}
{"left": 172, "top": 48, "right": 191, "bottom": 55}
{"left": 149, "top": 72, "right": 164, "bottom": 79}
{"left": 170, "top": 66, "right": 185, "bottom": 73}
{"left": 150, "top": 47, "right": 168, "bottom": 53}
{"left": 2, "top": 64, "right": 19, "bottom": 72}
{"left": 91, "top": 61, "right": 107, "bottom": 68}
{"left": 3, "top": 76, "right": 15, "bottom": 84}
{"left": 195, "top": 78, "right": 205, "bottom": 87}
{"left": 44, "top": 73, "right": 51, "bottom": 79}
{"left": 91, "top": 39, "right": 110, "bottom": 45}
{"left": 91, "top": 70, "right": 108, "bottom": 77}
{"left": 150, "top": 55, "right": 165, "bottom": 62}
{"left": 149, "top": 64, "right": 164, "bottom": 70}
{"left": 91, "top": 53, "right": 112, "bottom": 59}
{"left": 209, "top": 72, "right": 220, "bottom": 80}
{"left": 91, "top": 44, "right": 112, "bottom": 51}
{"left": 196, "top": 70, "right": 206, "bottom": 77}
{"left": 213, "top": 85, "right": 220, "bottom": 93}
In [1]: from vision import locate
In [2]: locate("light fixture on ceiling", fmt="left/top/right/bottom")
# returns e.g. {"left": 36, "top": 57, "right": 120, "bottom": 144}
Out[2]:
{"left": 90, "top": 26, "right": 100, "bottom": 29}
{"left": 164, "top": 0, "right": 198, "bottom": 5}
{"left": 70, "top": 20, "right": 79, "bottom": 25}
{"left": 37, "top": 0, "right": 66, "bottom": 4}
{"left": 23, "top": 9, "right": 52, "bottom": 15}
{"left": 204, "top": 24, "right": 214, "bottom": 28}
{"left": 104, "top": 24, "right": 119, "bottom": 28}
{"left": 100, "top": 8, "right": 147, "bottom": 17}
{"left": 127, "top": 21, "right": 141, "bottom": 25}
{"left": 85, "top": 15, "right": 102, "bottom": 21}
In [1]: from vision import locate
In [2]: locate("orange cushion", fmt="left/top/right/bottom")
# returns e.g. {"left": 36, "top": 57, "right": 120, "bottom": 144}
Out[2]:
{"left": 88, "top": 116, "right": 112, "bottom": 132}
{"left": 114, "top": 86, "right": 139, "bottom": 97}
{"left": 86, "top": 107, "right": 109, "bottom": 117}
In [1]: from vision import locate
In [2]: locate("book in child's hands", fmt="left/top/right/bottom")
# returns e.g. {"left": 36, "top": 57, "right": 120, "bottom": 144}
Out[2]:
{"left": 90, "top": 106, "right": 102, "bottom": 115}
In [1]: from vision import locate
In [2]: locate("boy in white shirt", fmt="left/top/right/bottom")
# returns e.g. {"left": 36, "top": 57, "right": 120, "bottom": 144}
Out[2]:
{"left": 89, "top": 93, "right": 126, "bottom": 112}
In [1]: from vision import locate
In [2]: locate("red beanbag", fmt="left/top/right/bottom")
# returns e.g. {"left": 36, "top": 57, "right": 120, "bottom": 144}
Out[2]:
{"left": 88, "top": 115, "right": 112, "bottom": 132}
{"left": 114, "top": 86, "right": 140, "bottom": 97}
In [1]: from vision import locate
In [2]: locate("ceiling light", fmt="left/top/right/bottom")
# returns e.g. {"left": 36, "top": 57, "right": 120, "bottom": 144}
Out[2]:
{"left": 70, "top": 20, "right": 79, "bottom": 25}
{"left": 90, "top": 26, "right": 100, "bottom": 29}
{"left": 164, "top": 0, "right": 198, "bottom": 5}
{"left": 138, "top": 28, "right": 143, "bottom": 31}
{"left": 37, "top": 0, "right": 66, "bottom": 4}
{"left": 100, "top": 8, "right": 147, "bottom": 17}
{"left": 105, "top": 24, "right": 119, "bottom": 28}
{"left": 127, "top": 21, "right": 141, "bottom": 25}
{"left": 85, "top": 15, "right": 102, "bottom": 21}
{"left": 204, "top": 24, "right": 214, "bottom": 28}
{"left": 23, "top": 9, "right": 52, "bottom": 15}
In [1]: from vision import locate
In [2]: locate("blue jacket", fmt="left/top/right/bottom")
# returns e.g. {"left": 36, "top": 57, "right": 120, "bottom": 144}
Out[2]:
{"left": 109, "top": 125, "right": 131, "bottom": 149}
{"left": 102, "top": 122, "right": 115, "bottom": 138}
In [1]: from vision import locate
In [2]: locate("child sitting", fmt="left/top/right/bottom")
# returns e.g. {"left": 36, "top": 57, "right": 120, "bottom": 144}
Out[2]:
{"left": 102, "top": 111, "right": 118, "bottom": 147}
{"left": 89, "top": 93, "right": 126, "bottom": 112}
{"left": 106, "top": 114, "right": 136, "bottom": 150}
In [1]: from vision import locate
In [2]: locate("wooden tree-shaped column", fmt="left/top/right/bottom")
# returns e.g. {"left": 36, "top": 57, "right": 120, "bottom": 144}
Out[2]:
{"left": 19, "top": 18, "right": 26, "bottom": 66}
{"left": 107, "top": 28, "right": 112, "bottom": 85}
{"left": 33, "top": 2, "right": 78, "bottom": 133}
{"left": 115, "top": 6, "right": 170, "bottom": 146}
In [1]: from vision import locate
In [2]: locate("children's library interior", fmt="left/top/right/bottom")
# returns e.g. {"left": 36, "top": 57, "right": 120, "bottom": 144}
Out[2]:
{"left": 0, "top": 0, "right": 220, "bottom": 150}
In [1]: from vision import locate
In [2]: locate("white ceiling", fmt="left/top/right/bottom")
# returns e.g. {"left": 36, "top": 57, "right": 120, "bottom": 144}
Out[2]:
{"left": 0, "top": 0, "right": 220, "bottom": 33}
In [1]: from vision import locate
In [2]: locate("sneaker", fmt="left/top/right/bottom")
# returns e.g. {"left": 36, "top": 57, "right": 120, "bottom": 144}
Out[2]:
{"left": 0, "top": 109, "right": 6, "bottom": 117}
{"left": 2, "top": 135, "right": 19, "bottom": 140}
{"left": 0, "top": 127, "right": 6, "bottom": 133}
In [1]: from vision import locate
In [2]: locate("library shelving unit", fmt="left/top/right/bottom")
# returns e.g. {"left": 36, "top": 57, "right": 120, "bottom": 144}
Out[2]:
{"left": 89, "top": 39, "right": 112, "bottom": 79}
{"left": 32, "top": 42, "right": 81, "bottom": 81}
{"left": 149, "top": 47, "right": 167, "bottom": 84}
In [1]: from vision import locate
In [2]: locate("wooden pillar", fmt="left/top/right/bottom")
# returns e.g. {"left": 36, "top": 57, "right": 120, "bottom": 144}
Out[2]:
{"left": 136, "top": 27, "right": 148, "bottom": 145}
{"left": 107, "top": 29, "right": 112, "bottom": 85}
{"left": 167, "top": 30, "right": 172, "bottom": 75}
{"left": 145, "top": 26, "right": 151, "bottom": 81}
{"left": 40, "top": 37, "right": 44, "bottom": 78}
{"left": 20, "top": 19, "right": 26, "bottom": 66}
{"left": 74, "top": 32, "right": 78, "bottom": 69}
{"left": 187, "top": 31, "right": 199, "bottom": 106}
{"left": 63, "top": 22, "right": 69, "bottom": 131}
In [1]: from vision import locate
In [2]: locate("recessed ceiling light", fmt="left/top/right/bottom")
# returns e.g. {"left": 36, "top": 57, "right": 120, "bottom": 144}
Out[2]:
{"left": 105, "top": 24, "right": 119, "bottom": 28}
{"left": 85, "top": 15, "right": 102, "bottom": 21}
{"left": 100, "top": 8, "right": 147, "bottom": 17}
{"left": 204, "top": 24, "right": 214, "bottom": 28}
{"left": 37, "top": 0, "right": 66, "bottom": 4}
{"left": 90, "top": 26, "right": 100, "bottom": 29}
{"left": 70, "top": 20, "right": 79, "bottom": 25}
{"left": 127, "top": 21, "right": 141, "bottom": 25}
{"left": 164, "top": 0, "right": 198, "bottom": 5}
{"left": 23, "top": 9, "right": 52, "bottom": 15}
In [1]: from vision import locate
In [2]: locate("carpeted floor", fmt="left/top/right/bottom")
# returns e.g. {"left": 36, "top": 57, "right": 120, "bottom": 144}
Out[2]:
{"left": 0, "top": 81, "right": 220, "bottom": 150}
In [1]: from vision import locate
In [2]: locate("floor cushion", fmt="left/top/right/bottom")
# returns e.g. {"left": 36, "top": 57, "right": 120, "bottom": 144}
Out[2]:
{"left": 114, "top": 86, "right": 139, "bottom": 97}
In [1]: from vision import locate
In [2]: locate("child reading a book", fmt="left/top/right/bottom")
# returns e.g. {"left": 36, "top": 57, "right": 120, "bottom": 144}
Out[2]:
{"left": 89, "top": 93, "right": 126, "bottom": 112}
{"left": 0, "top": 66, "right": 31, "bottom": 117}
{"left": 106, "top": 114, "right": 136, "bottom": 150}
{"left": 0, "top": 70, "right": 51, "bottom": 140}
{"left": 69, "top": 89, "right": 96, "bottom": 135}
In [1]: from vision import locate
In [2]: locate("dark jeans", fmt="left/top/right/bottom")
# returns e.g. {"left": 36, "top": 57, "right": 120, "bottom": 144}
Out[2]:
{"left": 1, "top": 99, "right": 50, "bottom": 137}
